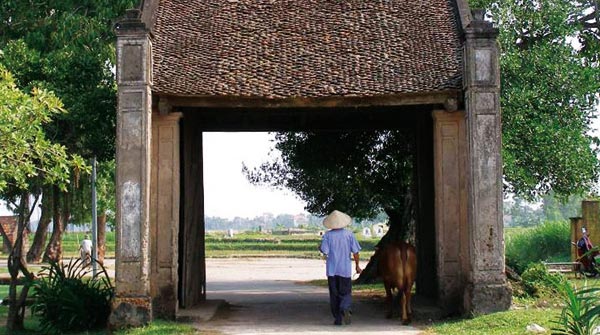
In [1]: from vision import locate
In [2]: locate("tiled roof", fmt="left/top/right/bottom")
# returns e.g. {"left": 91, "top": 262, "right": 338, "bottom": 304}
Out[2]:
{"left": 151, "top": 0, "right": 463, "bottom": 99}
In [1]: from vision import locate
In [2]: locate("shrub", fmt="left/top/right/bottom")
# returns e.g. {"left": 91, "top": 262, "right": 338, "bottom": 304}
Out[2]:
{"left": 520, "top": 263, "right": 566, "bottom": 297}
{"left": 552, "top": 279, "right": 600, "bottom": 335}
{"left": 505, "top": 221, "right": 570, "bottom": 273}
{"left": 31, "top": 258, "right": 113, "bottom": 334}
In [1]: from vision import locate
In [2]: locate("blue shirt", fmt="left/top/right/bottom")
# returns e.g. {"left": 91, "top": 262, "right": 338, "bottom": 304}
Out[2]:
{"left": 319, "top": 228, "right": 361, "bottom": 278}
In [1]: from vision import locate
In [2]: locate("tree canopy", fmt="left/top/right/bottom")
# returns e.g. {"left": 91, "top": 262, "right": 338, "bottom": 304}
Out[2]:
{"left": 0, "top": 64, "right": 86, "bottom": 331}
{"left": 0, "top": 0, "right": 136, "bottom": 161}
{"left": 244, "top": 130, "right": 415, "bottom": 221}
{"left": 469, "top": 0, "right": 600, "bottom": 199}
{"left": 0, "top": 65, "right": 85, "bottom": 193}
{"left": 0, "top": 0, "right": 136, "bottom": 261}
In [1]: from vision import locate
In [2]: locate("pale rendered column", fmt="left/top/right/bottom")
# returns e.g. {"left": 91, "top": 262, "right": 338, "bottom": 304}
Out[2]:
{"left": 110, "top": 9, "right": 153, "bottom": 328}
{"left": 150, "top": 111, "right": 182, "bottom": 319}
{"left": 462, "top": 9, "right": 511, "bottom": 313}
{"left": 433, "top": 110, "right": 469, "bottom": 313}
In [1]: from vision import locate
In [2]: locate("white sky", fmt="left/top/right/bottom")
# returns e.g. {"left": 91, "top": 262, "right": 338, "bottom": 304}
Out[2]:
{"left": 203, "top": 132, "right": 307, "bottom": 219}
{"left": 0, "top": 201, "right": 13, "bottom": 216}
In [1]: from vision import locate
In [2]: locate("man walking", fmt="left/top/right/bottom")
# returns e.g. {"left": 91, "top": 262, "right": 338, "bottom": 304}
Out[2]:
{"left": 319, "top": 210, "right": 362, "bottom": 325}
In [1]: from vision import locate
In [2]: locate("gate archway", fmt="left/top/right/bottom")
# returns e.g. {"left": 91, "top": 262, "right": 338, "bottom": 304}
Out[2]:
{"left": 110, "top": 0, "right": 511, "bottom": 327}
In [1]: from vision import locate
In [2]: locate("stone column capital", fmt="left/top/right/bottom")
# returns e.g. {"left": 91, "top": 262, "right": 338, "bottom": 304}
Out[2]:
{"left": 463, "top": 10, "right": 499, "bottom": 39}
{"left": 114, "top": 9, "right": 151, "bottom": 37}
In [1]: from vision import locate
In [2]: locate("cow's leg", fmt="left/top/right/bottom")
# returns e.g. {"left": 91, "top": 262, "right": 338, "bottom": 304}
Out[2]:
{"left": 393, "top": 289, "right": 402, "bottom": 318}
{"left": 384, "top": 283, "right": 393, "bottom": 319}
{"left": 407, "top": 287, "right": 413, "bottom": 320}
{"left": 399, "top": 290, "right": 406, "bottom": 323}
{"left": 402, "top": 287, "right": 412, "bottom": 325}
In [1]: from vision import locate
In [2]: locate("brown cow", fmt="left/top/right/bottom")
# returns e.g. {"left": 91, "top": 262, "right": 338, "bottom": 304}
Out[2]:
{"left": 376, "top": 241, "right": 417, "bottom": 325}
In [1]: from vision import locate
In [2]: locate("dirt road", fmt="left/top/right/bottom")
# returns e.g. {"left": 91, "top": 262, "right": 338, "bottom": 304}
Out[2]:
{"left": 192, "top": 258, "right": 426, "bottom": 335}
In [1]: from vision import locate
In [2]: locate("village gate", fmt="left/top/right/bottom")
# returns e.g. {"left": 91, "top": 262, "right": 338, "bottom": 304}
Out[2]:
{"left": 109, "top": 0, "right": 511, "bottom": 327}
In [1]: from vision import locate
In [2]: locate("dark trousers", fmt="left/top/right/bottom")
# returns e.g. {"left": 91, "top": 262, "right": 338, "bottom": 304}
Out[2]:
{"left": 327, "top": 275, "right": 352, "bottom": 323}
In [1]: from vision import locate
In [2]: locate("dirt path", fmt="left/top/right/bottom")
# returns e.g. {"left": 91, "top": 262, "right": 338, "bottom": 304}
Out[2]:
{"left": 192, "top": 258, "right": 427, "bottom": 335}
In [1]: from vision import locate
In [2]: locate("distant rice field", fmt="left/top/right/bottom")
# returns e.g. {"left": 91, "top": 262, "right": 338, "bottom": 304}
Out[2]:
{"left": 0, "top": 230, "right": 378, "bottom": 259}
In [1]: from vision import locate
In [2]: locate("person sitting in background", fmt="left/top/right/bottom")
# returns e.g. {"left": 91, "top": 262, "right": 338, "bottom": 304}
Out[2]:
{"left": 577, "top": 227, "right": 598, "bottom": 276}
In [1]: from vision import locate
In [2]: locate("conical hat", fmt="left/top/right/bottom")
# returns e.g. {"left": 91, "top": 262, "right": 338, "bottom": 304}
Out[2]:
{"left": 323, "top": 210, "right": 352, "bottom": 229}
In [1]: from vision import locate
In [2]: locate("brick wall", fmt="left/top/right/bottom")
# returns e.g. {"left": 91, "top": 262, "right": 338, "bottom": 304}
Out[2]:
{"left": 0, "top": 215, "right": 28, "bottom": 253}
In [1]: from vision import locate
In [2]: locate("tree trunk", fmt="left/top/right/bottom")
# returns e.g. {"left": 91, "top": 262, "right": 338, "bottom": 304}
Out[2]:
{"left": 62, "top": 190, "right": 71, "bottom": 232}
{"left": 97, "top": 212, "right": 106, "bottom": 264}
{"left": 7, "top": 193, "right": 36, "bottom": 331}
{"left": 355, "top": 196, "right": 414, "bottom": 284}
{"left": 26, "top": 189, "right": 52, "bottom": 263}
{"left": 43, "top": 187, "right": 63, "bottom": 262}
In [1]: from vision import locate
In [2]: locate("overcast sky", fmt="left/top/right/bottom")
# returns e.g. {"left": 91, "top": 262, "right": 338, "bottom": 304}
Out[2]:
{"left": 203, "top": 132, "right": 307, "bottom": 219}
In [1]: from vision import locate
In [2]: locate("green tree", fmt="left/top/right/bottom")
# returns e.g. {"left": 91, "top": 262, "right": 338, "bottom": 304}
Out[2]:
{"left": 0, "top": 66, "right": 86, "bottom": 331}
{"left": 0, "top": 0, "right": 135, "bottom": 260}
{"left": 504, "top": 197, "right": 543, "bottom": 227}
{"left": 244, "top": 130, "right": 414, "bottom": 227}
{"left": 244, "top": 131, "right": 415, "bottom": 242}
{"left": 244, "top": 130, "right": 416, "bottom": 282}
{"left": 541, "top": 191, "right": 583, "bottom": 222}
{"left": 468, "top": 0, "right": 600, "bottom": 199}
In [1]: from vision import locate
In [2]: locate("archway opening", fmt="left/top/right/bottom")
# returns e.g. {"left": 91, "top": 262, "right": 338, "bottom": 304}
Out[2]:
{"left": 177, "top": 106, "right": 436, "bottom": 310}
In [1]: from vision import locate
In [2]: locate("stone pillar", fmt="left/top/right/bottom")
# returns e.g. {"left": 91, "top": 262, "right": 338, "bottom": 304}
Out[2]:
{"left": 433, "top": 110, "right": 469, "bottom": 313}
{"left": 570, "top": 217, "right": 584, "bottom": 262}
{"left": 110, "top": 9, "right": 153, "bottom": 329}
{"left": 150, "top": 112, "right": 182, "bottom": 319}
{"left": 582, "top": 200, "right": 600, "bottom": 243}
{"left": 462, "top": 10, "right": 511, "bottom": 314}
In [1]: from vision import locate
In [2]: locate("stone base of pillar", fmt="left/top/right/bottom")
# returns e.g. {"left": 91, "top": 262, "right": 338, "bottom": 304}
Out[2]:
{"left": 463, "top": 282, "right": 511, "bottom": 315}
{"left": 152, "top": 285, "right": 178, "bottom": 320}
{"left": 109, "top": 296, "right": 152, "bottom": 330}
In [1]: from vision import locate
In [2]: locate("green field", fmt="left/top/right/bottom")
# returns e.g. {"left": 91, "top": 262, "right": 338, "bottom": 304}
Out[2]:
{"left": 0, "top": 231, "right": 118, "bottom": 259}
{"left": 204, "top": 232, "right": 377, "bottom": 258}
{"left": 1, "top": 231, "right": 378, "bottom": 259}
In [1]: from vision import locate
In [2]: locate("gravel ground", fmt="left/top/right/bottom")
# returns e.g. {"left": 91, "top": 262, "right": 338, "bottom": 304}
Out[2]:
{"left": 191, "top": 258, "right": 426, "bottom": 335}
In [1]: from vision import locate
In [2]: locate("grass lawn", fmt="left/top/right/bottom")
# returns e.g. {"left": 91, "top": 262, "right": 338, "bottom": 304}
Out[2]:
{"left": 424, "top": 308, "right": 562, "bottom": 335}
{"left": 115, "top": 320, "right": 202, "bottom": 335}
{"left": 0, "top": 318, "right": 199, "bottom": 335}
